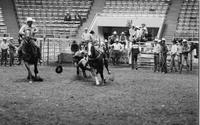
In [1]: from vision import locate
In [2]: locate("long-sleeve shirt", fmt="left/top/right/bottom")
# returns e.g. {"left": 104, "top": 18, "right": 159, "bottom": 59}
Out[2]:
{"left": 19, "top": 24, "right": 38, "bottom": 37}
{"left": 0, "top": 41, "right": 9, "bottom": 50}
{"left": 112, "top": 42, "right": 123, "bottom": 51}
{"left": 153, "top": 44, "right": 161, "bottom": 54}
{"left": 81, "top": 32, "right": 91, "bottom": 41}
{"left": 177, "top": 45, "right": 183, "bottom": 55}
{"left": 170, "top": 44, "right": 178, "bottom": 55}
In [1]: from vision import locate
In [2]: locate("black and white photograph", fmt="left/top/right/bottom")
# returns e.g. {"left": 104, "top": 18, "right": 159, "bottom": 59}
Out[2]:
{"left": 0, "top": 0, "right": 199, "bottom": 124}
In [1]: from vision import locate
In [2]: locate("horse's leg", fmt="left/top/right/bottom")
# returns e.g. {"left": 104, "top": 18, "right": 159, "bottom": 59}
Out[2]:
{"left": 24, "top": 62, "right": 33, "bottom": 83}
{"left": 77, "top": 66, "right": 80, "bottom": 76}
{"left": 104, "top": 58, "right": 111, "bottom": 74}
{"left": 34, "top": 63, "right": 39, "bottom": 79}
{"left": 91, "top": 68, "right": 100, "bottom": 85}
{"left": 100, "top": 70, "right": 106, "bottom": 85}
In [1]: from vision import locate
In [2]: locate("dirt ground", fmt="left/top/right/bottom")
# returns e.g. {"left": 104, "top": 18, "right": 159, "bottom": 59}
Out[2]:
{"left": 0, "top": 65, "right": 198, "bottom": 125}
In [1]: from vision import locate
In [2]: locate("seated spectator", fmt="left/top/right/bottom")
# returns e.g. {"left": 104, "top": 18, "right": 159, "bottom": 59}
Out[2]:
{"left": 74, "top": 12, "right": 82, "bottom": 25}
{"left": 64, "top": 12, "right": 71, "bottom": 21}
{"left": 119, "top": 32, "right": 127, "bottom": 48}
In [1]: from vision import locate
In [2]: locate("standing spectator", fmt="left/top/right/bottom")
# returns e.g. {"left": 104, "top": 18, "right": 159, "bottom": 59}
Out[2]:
{"left": 0, "top": 38, "right": 9, "bottom": 66}
{"left": 177, "top": 40, "right": 183, "bottom": 70}
{"left": 129, "top": 25, "right": 137, "bottom": 42}
{"left": 131, "top": 40, "right": 140, "bottom": 70}
{"left": 108, "top": 31, "right": 119, "bottom": 45}
{"left": 170, "top": 40, "right": 178, "bottom": 72}
{"left": 153, "top": 39, "right": 161, "bottom": 72}
{"left": 9, "top": 38, "right": 16, "bottom": 66}
{"left": 119, "top": 32, "right": 127, "bottom": 48}
{"left": 179, "top": 39, "right": 190, "bottom": 73}
{"left": 160, "top": 38, "right": 168, "bottom": 73}
{"left": 111, "top": 39, "right": 123, "bottom": 65}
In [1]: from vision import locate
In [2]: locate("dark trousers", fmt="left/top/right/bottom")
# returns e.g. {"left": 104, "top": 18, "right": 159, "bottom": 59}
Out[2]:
{"left": 112, "top": 50, "right": 121, "bottom": 65}
{"left": 154, "top": 53, "right": 159, "bottom": 72}
{"left": 170, "top": 54, "right": 177, "bottom": 72}
{"left": 9, "top": 52, "right": 15, "bottom": 66}
{"left": 1, "top": 49, "right": 8, "bottom": 66}
{"left": 132, "top": 54, "right": 138, "bottom": 69}
{"left": 160, "top": 54, "right": 167, "bottom": 73}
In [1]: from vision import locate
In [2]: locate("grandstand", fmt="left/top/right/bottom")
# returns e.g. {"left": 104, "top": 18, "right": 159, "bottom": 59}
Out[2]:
{"left": 0, "top": 7, "right": 7, "bottom": 36}
{"left": 175, "top": 0, "right": 199, "bottom": 40}
{"left": 14, "top": 0, "right": 93, "bottom": 38}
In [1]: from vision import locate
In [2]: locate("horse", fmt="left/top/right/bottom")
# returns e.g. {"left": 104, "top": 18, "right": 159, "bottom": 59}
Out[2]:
{"left": 71, "top": 41, "right": 111, "bottom": 85}
{"left": 18, "top": 30, "right": 42, "bottom": 83}
{"left": 88, "top": 44, "right": 109, "bottom": 85}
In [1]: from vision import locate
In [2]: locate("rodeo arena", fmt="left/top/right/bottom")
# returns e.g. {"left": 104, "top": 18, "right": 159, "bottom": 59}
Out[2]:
{"left": 0, "top": 0, "right": 199, "bottom": 124}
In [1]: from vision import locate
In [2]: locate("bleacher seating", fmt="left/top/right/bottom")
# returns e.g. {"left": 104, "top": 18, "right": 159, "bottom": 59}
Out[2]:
{"left": 14, "top": 0, "right": 93, "bottom": 38}
{"left": 100, "top": 0, "right": 171, "bottom": 17}
{"left": 0, "top": 7, "right": 7, "bottom": 35}
{"left": 175, "top": 0, "right": 199, "bottom": 39}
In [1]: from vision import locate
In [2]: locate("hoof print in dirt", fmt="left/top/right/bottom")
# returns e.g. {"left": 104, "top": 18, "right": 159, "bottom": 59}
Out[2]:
{"left": 27, "top": 76, "right": 43, "bottom": 82}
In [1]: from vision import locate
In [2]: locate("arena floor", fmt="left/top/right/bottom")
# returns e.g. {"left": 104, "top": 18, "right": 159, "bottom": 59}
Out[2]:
{"left": 0, "top": 65, "right": 198, "bottom": 125}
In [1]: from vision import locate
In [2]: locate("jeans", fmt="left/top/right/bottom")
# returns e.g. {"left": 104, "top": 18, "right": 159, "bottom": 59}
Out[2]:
{"left": 154, "top": 53, "right": 159, "bottom": 72}
{"left": 1, "top": 49, "right": 8, "bottom": 66}
{"left": 170, "top": 54, "right": 177, "bottom": 72}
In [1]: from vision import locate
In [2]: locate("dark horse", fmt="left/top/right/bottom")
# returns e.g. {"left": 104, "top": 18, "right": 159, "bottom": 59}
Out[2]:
{"left": 71, "top": 41, "right": 110, "bottom": 85}
{"left": 19, "top": 35, "right": 42, "bottom": 83}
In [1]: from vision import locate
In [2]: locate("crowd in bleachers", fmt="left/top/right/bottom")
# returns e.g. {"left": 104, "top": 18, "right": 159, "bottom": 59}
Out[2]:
{"left": 101, "top": 0, "right": 171, "bottom": 16}
{"left": 176, "top": 0, "right": 199, "bottom": 39}
{"left": 0, "top": 7, "right": 7, "bottom": 34}
{"left": 14, "top": 0, "right": 93, "bottom": 38}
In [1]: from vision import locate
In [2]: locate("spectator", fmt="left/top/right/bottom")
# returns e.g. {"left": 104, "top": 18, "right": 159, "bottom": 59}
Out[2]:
{"left": 160, "top": 38, "right": 168, "bottom": 74}
{"left": 108, "top": 31, "right": 119, "bottom": 45}
{"left": 0, "top": 38, "right": 9, "bottom": 66}
{"left": 153, "top": 39, "right": 161, "bottom": 72}
{"left": 111, "top": 38, "right": 123, "bottom": 65}
{"left": 129, "top": 25, "right": 137, "bottom": 42}
{"left": 9, "top": 38, "right": 16, "bottom": 66}
{"left": 131, "top": 40, "right": 140, "bottom": 70}
{"left": 64, "top": 12, "right": 71, "bottom": 21}
{"left": 170, "top": 40, "right": 178, "bottom": 72}
{"left": 177, "top": 39, "right": 183, "bottom": 70}
{"left": 179, "top": 39, "right": 190, "bottom": 73}
{"left": 74, "top": 11, "right": 82, "bottom": 25}
{"left": 138, "top": 23, "right": 148, "bottom": 42}
{"left": 119, "top": 32, "right": 127, "bottom": 48}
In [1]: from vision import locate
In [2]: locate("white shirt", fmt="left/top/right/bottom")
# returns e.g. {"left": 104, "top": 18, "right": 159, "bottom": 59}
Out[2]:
{"left": 112, "top": 42, "right": 123, "bottom": 51}
{"left": 129, "top": 28, "right": 137, "bottom": 38}
{"left": 81, "top": 32, "right": 91, "bottom": 41}
{"left": 170, "top": 44, "right": 178, "bottom": 55}
{"left": 153, "top": 43, "right": 161, "bottom": 53}
{"left": 19, "top": 24, "right": 38, "bottom": 37}
{"left": 0, "top": 41, "right": 9, "bottom": 50}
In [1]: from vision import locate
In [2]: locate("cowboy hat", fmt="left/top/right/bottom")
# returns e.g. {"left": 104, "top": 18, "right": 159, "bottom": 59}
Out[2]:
{"left": 104, "top": 39, "right": 108, "bottom": 43}
{"left": 121, "top": 32, "right": 125, "bottom": 34}
{"left": 3, "top": 37, "right": 7, "bottom": 40}
{"left": 26, "top": 17, "right": 35, "bottom": 22}
{"left": 154, "top": 38, "right": 158, "bottom": 42}
{"left": 113, "top": 31, "right": 117, "bottom": 34}
{"left": 183, "top": 39, "right": 187, "bottom": 42}
{"left": 161, "top": 38, "right": 166, "bottom": 41}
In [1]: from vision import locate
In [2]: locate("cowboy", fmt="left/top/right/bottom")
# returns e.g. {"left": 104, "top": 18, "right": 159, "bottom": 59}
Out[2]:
{"left": 176, "top": 40, "right": 183, "bottom": 70}
{"left": 108, "top": 31, "right": 119, "bottom": 45}
{"left": 81, "top": 28, "right": 91, "bottom": 45}
{"left": 9, "top": 38, "right": 17, "bottom": 66}
{"left": 18, "top": 17, "right": 42, "bottom": 62}
{"left": 153, "top": 39, "right": 161, "bottom": 72}
{"left": 0, "top": 37, "right": 9, "bottom": 66}
{"left": 111, "top": 38, "right": 123, "bottom": 65}
{"left": 179, "top": 39, "right": 190, "bottom": 73}
{"left": 160, "top": 38, "right": 168, "bottom": 73}
{"left": 170, "top": 40, "right": 178, "bottom": 72}
{"left": 131, "top": 39, "right": 140, "bottom": 70}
